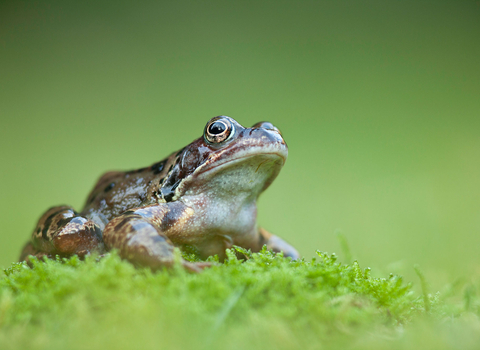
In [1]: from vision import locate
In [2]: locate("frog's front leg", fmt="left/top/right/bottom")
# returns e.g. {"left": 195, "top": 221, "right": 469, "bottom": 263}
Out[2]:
{"left": 256, "top": 228, "right": 299, "bottom": 259}
{"left": 102, "top": 203, "right": 210, "bottom": 272}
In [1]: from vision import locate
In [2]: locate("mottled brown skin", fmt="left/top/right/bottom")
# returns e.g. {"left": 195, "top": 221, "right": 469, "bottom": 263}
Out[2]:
{"left": 20, "top": 116, "right": 299, "bottom": 271}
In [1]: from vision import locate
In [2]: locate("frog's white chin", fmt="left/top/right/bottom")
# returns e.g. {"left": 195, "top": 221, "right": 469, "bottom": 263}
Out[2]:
{"left": 182, "top": 151, "right": 285, "bottom": 200}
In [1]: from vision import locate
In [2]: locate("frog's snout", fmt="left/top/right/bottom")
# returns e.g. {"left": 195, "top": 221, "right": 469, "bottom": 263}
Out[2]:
{"left": 250, "top": 125, "right": 287, "bottom": 148}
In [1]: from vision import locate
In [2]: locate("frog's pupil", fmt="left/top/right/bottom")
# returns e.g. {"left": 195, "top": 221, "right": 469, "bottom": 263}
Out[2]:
{"left": 208, "top": 122, "right": 226, "bottom": 135}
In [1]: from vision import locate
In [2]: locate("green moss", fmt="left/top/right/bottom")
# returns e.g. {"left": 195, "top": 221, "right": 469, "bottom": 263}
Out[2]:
{"left": 0, "top": 249, "right": 478, "bottom": 350}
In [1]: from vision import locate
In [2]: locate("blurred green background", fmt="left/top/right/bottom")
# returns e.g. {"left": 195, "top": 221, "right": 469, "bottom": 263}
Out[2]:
{"left": 1, "top": 0, "right": 479, "bottom": 288}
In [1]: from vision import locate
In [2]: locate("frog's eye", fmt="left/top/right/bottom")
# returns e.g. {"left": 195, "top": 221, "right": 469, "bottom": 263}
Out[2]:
{"left": 204, "top": 117, "right": 234, "bottom": 144}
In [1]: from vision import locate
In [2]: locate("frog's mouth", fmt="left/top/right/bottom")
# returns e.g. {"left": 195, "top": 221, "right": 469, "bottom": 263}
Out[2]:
{"left": 196, "top": 140, "right": 288, "bottom": 177}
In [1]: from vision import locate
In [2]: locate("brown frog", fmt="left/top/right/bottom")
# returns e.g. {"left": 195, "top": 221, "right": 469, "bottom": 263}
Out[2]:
{"left": 19, "top": 116, "right": 299, "bottom": 271}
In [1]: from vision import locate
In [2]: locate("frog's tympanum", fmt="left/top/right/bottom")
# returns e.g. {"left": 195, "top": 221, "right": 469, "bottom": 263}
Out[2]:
{"left": 20, "top": 116, "right": 299, "bottom": 271}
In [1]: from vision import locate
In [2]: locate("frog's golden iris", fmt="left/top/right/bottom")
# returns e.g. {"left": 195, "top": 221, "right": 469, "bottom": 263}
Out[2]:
{"left": 204, "top": 116, "right": 234, "bottom": 144}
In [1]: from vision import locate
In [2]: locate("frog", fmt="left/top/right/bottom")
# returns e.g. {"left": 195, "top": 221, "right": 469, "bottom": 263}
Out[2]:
{"left": 19, "top": 116, "right": 299, "bottom": 272}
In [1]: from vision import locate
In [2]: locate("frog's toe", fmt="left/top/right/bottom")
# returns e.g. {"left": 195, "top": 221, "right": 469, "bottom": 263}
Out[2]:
{"left": 182, "top": 261, "right": 215, "bottom": 273}
{"left": 258, "top": 228, "right": 299, "bottom": 260}
{"left": 283, "top": 249, "right": 300, "bottom": 260}
{"left": 24, "top": 252, "right": 57, "bottom": 267}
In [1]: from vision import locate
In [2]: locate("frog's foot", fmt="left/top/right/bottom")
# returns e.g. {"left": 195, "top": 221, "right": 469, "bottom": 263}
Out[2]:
{"left": 19, "top": 242, "right": 93, "bottom": 267}
{"left": 24, "top": 252, "right": 57, "bottom": 267}
{"left": 103, "top": 205, "right": 187, "bottom": 271}
{"left": 182, "top": 261, "right": 215, "bottom": 273}
{"left": 258, "top": 227, "right": 300, "bottom": 260}
{"left": 19, "top": 242, "right": 54, "bottom": 265}
{"left": 20, "top": 205, "right": 105, "bottom": 261}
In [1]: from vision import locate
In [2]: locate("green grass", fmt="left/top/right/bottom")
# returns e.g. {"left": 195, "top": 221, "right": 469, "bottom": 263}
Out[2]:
{"left": 1, "top": 248, "right": 479, "bottom": 350}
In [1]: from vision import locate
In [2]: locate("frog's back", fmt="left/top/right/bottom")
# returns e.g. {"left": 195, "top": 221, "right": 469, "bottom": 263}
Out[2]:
{"left": 80, "top": 156, "right": 175, "bottom": 227}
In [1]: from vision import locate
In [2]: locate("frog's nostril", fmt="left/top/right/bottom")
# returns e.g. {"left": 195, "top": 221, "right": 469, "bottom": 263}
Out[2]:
{"left": 251, "top": 121, "right": 282, "bottom": 135}
{"left": 252, "top": 121, "right": 274, "bottom": 130}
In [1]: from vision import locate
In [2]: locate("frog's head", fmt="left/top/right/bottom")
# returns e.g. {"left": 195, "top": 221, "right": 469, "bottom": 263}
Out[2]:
{"left": 159, "top": 116, "right": 287, "bottom": 202}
